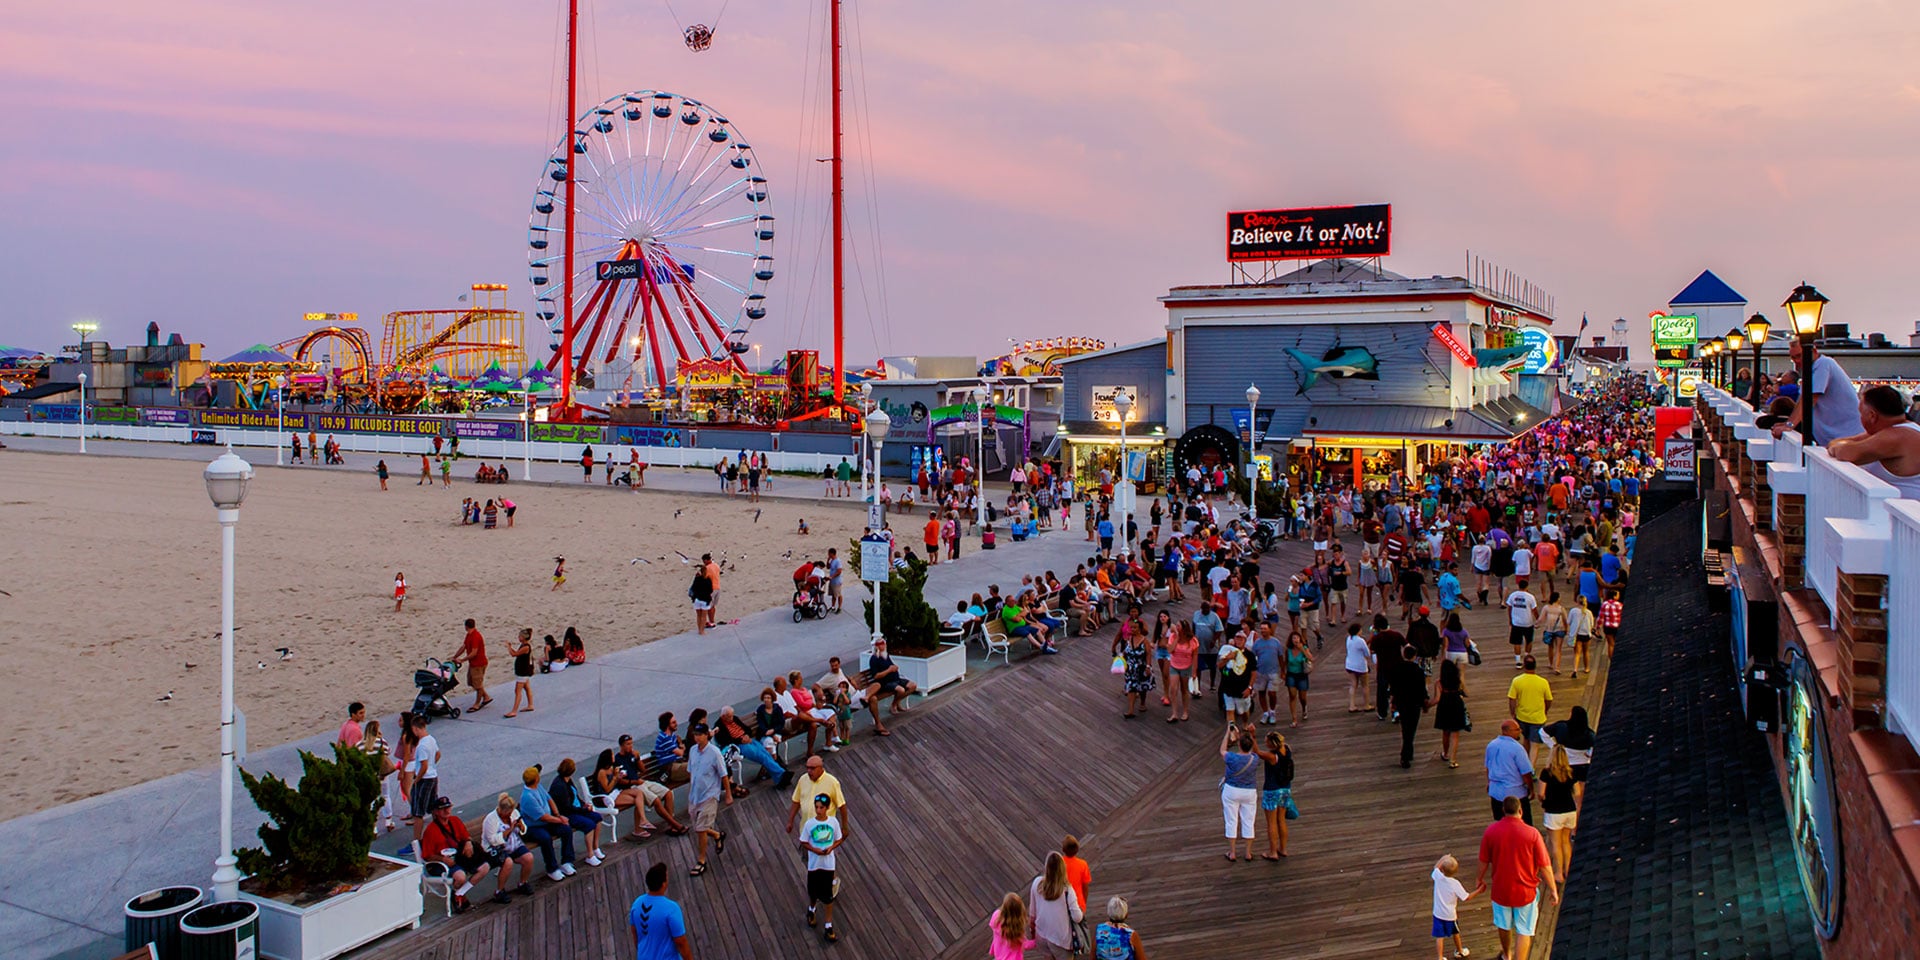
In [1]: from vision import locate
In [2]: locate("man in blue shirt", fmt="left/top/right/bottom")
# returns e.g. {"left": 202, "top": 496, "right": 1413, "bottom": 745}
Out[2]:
{"left": 685, "top": 723, "right": 732, "bottom": 876}
{"left": 630, "top": 862, "right": 691, "bottom": 959}
{"left": 1484, "top": 719, "right": 1536, "bottom": 825}
{"left": 1096, "top": 515, "right": 1116, "bottom": 555}
{"left": 652, "top": 712, "right": 685, "bottom": 779}
{"left": 1437, "top": 563, "right": 1463, "bottom": 613}
{"left": 1599, "top": 545, "right": 1626, "bottom": 587}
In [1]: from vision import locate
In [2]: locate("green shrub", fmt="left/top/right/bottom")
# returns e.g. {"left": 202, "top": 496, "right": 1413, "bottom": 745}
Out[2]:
{"left": 848, "top": 539, "right": 943, "bottom": 657}
{"left": 237, "top": 743, "right": 383, "bottom": 889}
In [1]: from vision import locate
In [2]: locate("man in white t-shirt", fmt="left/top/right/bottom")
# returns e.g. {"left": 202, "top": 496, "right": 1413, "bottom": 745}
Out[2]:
{"left": 1512, "top": 543, "right": 1533, "bottom": 580}
{"left": 1505, "top": 581, "right": 1539, "bottom": 668}
{"left": 1790, "top": 338, "right": 1863, "bottom": 446}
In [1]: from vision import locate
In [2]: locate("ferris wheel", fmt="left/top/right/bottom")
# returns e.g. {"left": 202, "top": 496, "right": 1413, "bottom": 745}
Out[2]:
{"left": 528, "top": 90, "right": 773, "bottom": 391}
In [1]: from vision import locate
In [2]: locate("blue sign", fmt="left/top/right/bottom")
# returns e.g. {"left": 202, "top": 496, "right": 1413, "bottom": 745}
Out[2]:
{"left": 613, "top": 426, "right": 684, "bottom": 447}
{"left": 1520, "top": 327, "right": 1559, "bottom": 375}
{"left": 31, "top": 403, "right": 80, "bottom": 423}
{"left": 1228, "top": 407, "right": 1277, "bottom": 446}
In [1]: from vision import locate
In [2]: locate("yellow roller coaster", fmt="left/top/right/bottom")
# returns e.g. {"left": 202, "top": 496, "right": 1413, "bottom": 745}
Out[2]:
{"left": 381, "top": 284, "right": 528, "bottom": 379}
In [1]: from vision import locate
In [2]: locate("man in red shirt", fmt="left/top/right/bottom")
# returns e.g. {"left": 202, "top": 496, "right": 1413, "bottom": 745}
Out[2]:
{"left": 1599, "top": 590, "right": 1624, "bottom": 657}
{"left": 451, "top": 618, "right": 491, "bottom": 713}
{"left": 422, "top": 796, "right": 500, "bottom": 912}
{"left": 1477, "top": 795, "right": 1559, "bottom": 960}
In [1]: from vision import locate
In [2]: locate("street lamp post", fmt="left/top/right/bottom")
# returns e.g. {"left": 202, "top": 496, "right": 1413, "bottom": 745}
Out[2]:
{"left": 863, "top": 409, "right": 890, "bottom": 651}
{"left": 975, "top": 384, "right": 991, "bottom": 531}
{"left": 1724, "top": 328, "right": 1745, "bottom": 396}
{"left": 1784, "top": 282, "right": 1830, "bottom": 442}
{"left": 520, "top": 377, "right": 533, "bottom": 480}
{"left": 1113, "top": 390, "right": 1134, "bottom": 561}
{"left": 273, "top": 375, "right": 286, "bottom": 466}
{"left": 204, "top": 447, "right": 254, "bottom": 902}
{"left": 1245, "top": 383, "right": 1261, "bottom": 524}
{"left": 1745, "top": 313, "right": 1771, "bottom": 407}
{"left": 76, "top": 373, "right": 87, "bottom": 454}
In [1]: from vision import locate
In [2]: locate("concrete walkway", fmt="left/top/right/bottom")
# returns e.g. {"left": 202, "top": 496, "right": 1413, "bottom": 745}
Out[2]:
{"left": 0, "top": 441, "right": 1093, "bottom": 960}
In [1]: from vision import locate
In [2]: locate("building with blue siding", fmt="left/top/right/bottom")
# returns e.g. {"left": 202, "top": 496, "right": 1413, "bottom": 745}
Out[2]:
{"left": 1060, "top": 259, "right": 1559, "bottom": 491}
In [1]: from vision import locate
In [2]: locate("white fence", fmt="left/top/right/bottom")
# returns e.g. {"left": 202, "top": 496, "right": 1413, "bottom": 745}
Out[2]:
{"left": 1888, "top": 501, "right": 1920, "bottom": 737}
{"left": 1705, "top": 384, "right": 1920, "bottom": 731}
{"left": 1803, "top": 445, "right": 1897, "bottom": 621}
{"left": 0, "top": 420, "right": 857, "bottom": 475}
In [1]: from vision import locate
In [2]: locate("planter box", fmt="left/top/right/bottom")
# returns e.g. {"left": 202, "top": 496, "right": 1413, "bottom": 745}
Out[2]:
{"left": 241, "top": 852, "right": 422, "bottom": 960}
{"left": 891, "top": 641, "right": 967, "bottom": 692}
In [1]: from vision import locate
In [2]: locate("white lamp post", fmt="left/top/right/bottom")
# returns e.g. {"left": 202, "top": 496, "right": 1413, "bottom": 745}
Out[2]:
{"left": 863, "top": 409, "right": 890, "bottom": 650}
{"left": 1113, "top": 389, "right": 1134, "bottom": 560}
{"left": 273, "top": 375, "right": 287, "bottom": 466}
{"left": 1245, "top": 383, "right": 1261, "bottom": 524}
{"left": 204, "top": 446, "right": 254, "bottom": 903}
{"left": 857, "top": 385, "right": 874, "bottom": 510}
{"left": 76, "top": 372, "right": 87, "bottom": 453}
{"left": 976, "top": 384, "right": 991, "bottom": 530}
{"left": 520, "top": 377, "right": 533, "bottom": 480}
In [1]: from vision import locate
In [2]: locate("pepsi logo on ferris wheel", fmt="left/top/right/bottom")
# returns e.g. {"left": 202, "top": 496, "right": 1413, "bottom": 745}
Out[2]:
{"left": 595, "top": 259, "right": 695, "bottom": 283}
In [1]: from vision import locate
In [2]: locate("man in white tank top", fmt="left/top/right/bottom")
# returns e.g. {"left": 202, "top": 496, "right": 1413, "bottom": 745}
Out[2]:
{"left": 1830, "top": 385, "right": 1920, "bottom": 500}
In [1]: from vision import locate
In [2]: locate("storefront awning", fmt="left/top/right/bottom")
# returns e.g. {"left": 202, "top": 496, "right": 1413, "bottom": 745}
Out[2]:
{"left": 1301, "top": 396, "right": 1553, "bottom": 443}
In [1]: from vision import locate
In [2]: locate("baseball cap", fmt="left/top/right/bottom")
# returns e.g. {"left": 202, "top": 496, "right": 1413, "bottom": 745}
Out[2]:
{"left": 1418, "top": 605, "right": 1430, "bottom": 615}
{"left": 433, "top": 796, "right": 453, "bottom": 810}
{"left": 690, "top": 722, "right": 712, "bottom": 736}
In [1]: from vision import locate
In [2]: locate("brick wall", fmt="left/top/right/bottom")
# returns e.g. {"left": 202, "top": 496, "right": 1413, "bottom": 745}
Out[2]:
{"left": 1815, "top": 714, "right": 1920, "bottom": 956}
{"left": 1780, "top": 493, "right": 1807, "bottom": 588}
{"left": 1836, "top": 571, "right": 1889, "bottom": 729}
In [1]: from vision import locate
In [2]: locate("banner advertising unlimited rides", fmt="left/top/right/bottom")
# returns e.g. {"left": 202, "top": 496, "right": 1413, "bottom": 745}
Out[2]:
{"left": 1227, "top": 204, "right": 1391, "bottom": 262}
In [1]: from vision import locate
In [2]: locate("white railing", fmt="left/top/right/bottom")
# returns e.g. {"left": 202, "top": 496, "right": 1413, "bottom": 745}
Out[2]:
{"left": 0, "top": 420, "right": 851, "bottom": 474}
{"left": 1888, "top": 501, "right": 1920, "bottom": 737}
{"left": 1804, "top": 445, "right": 1898, "bottom": 620}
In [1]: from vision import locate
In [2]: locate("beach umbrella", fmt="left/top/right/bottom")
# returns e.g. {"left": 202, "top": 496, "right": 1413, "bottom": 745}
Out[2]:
{"left": 219, "top": 344, "right": 296, "bottom": 364}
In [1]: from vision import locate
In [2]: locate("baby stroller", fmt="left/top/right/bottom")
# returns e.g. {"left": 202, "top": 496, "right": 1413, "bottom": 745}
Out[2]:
{"left": 792, "top": 561, "right": 829, "bottom": 622}
{"left": 412, "top": 657, "right": 463, "bottom": 720}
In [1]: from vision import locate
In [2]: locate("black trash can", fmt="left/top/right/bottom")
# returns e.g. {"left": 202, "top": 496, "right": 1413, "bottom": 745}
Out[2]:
{"left": 125, "top": 886, "right": 205, "bottom": 960}
{"left": 177, "top": 901, "right": 260, "bottom": 960}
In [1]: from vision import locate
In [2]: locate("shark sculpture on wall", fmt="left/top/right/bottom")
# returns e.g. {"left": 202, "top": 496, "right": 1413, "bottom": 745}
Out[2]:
{"left": 1471, "top": 344, "right": 1532, "bottom": 385}
{"left": 1283, "top": 344, "right": 1379, "bottom": 394}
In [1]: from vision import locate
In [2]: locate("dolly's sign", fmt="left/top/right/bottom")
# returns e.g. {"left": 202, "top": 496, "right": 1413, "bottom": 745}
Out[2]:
{"left": 1227, "top": 204, "right": 1391, "bottom": 262}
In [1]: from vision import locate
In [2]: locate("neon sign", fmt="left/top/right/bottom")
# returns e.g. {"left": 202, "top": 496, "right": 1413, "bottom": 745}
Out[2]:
{"left": 1431, "top": 323, "right": 1475, "bottom": 367}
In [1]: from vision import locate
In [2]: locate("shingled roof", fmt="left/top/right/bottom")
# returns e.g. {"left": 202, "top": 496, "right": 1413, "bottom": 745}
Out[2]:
{"left": 1553, "top": 501, "right": 1817, "bottom": 958}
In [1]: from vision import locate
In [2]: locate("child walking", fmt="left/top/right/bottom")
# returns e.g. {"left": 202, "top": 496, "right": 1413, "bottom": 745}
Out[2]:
{"left": 1430, "top": 853, "right": 1480, "bottom": 959}
{"left": 799, "top": 793, "right": 845, "bottom": 943}
{"left": 393, "top": 572, "right": 407, "bottom": 612}
{"left": 551, "top": 556, "right": 567, "bottom": 592}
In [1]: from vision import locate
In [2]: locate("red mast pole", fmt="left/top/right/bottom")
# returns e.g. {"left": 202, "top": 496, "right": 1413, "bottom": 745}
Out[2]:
{"left": 829, "top": 0, "right": 845, "bottom": 407}
{"left": 560, "top": 0, "right": 579, "bottom": 417}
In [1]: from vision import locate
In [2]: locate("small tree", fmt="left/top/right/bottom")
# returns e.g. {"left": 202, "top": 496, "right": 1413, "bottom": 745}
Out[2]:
{"left": 848, "top": 538, "right": 943, "bottom": 656}
{"left": 237, "top": 743, "right": 383, "bottom": 892}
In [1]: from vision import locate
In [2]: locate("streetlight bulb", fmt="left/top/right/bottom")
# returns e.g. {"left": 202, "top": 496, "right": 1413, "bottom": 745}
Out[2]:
{"left": 1783, "top": 282, "right": 1829, "bottom": 337}
{"left": 204, "top": 446, "right": 254, "bottom": 509}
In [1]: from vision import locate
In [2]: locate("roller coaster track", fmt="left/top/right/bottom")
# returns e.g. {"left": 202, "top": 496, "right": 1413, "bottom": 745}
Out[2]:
{"left": 388, "top": 309, "right": 518, "bottom": 374}
{"left": 275, "top": 326, "right": 373, "bottom": 380}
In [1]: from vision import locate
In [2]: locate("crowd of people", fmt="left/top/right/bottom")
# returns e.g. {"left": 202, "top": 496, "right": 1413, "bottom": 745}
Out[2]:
{"left": 323, "top": 372, "right": 1665, "bottom": 958}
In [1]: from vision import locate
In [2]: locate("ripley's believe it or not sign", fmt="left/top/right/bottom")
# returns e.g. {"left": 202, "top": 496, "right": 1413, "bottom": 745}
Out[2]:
{"left": 1227, "top": 204, "right": 1391, "bottom": 262}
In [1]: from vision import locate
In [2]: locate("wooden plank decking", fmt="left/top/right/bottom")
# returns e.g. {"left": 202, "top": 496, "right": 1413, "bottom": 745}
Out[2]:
{"left": 356, "top": 534, "right": 1605, "bottom": 960}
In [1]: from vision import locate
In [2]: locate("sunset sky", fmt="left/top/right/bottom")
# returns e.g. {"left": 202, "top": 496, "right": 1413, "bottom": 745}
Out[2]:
{"left": 3, "top": 0, "right": 1917, "bottom": 361}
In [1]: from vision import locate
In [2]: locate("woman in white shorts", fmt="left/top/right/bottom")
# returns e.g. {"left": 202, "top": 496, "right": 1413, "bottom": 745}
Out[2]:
{"left": 1536, "top": 746, "right": 1580, "bottom": 881}
{"left": 1343, "top": 624, "right": 1372, "bottom": 713}
{"left": 1220, "top": 728, "right": 1261, "bottom": 861}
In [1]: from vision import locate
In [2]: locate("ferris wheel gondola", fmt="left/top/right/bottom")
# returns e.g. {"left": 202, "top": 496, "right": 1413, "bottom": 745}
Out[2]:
{"left": 528, "top": 90, "right": 772, "bottom": 391}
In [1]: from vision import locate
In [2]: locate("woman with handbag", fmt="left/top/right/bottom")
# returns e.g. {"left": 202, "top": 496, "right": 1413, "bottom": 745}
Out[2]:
{"left": 1251, "top": 730, "right": 1296, "bottom": 859}
{"left": 1115, "top": 611, "right": 1156, "bottom": 720}
{"left": 1220, "top": 727, "right": 1261, "bottom": 861}
{"left": 1026, "top": 852, "right": 1085, "bottom": 959}
{"left": 1430, "top": 657, "right": 1469, "bottom": 768}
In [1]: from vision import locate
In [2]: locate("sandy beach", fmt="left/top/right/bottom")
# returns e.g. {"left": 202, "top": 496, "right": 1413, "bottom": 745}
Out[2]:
{"left": 0, "top": 451, "right": 862, "bottom": 818}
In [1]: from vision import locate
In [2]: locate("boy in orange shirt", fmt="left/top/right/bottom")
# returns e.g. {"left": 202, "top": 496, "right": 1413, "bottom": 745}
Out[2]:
{"left": 1060, "top": 835, "right": 1092, "bottom": 917}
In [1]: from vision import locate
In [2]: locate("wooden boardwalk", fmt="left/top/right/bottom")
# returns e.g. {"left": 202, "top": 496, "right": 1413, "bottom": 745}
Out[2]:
{"left": 357, "top": 532, "right": 1607, "bottom": 960}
